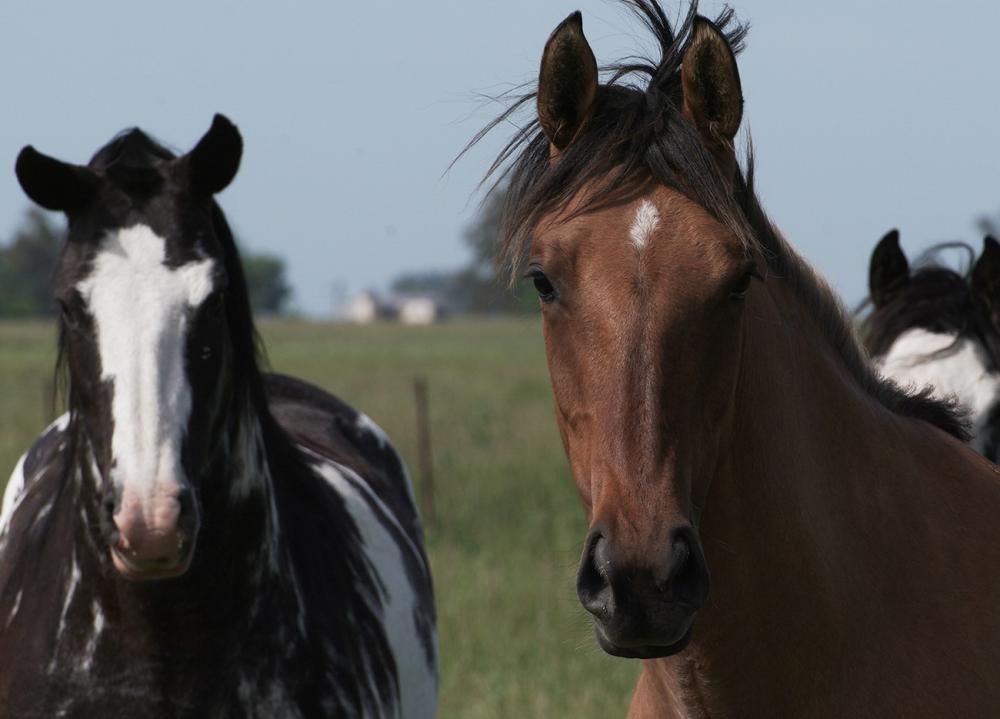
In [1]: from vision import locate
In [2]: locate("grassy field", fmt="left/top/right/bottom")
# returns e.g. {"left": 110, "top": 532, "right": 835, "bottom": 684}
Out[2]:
{"left": 0, "top": 318, "right": 637, "bottom": 717}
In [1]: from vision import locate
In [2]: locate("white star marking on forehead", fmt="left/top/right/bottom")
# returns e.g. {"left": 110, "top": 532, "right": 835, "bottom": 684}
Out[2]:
{"left": 629, "top": 199, "right": 660, "bottom": 250}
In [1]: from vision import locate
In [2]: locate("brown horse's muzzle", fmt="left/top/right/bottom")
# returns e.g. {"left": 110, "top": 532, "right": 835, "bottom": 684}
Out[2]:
{"left": 576, "top": 524, "right": 710, "bottom": 658}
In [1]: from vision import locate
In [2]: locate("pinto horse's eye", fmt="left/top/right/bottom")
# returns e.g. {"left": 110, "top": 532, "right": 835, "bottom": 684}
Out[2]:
{"left": 204, "top": 291, "right": 226, "bottom": 318}
{"left": 729, "top": 263, "right": 761, "bottom": 303}
{"left": 526, "top": 267, "right": 559, "bottom": 304}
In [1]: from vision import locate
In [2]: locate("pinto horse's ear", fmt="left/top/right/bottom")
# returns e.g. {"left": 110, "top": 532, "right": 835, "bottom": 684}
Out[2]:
{"left": 537, "top": 11, "right": 598, "bottom": 152}
{"left": 180, "top": 114, "right": 243, "bottom": 195}
{"left": 869, "top": 229, "right": 909, "bottom": 308}
{"left": 681, "top": 16, "right": 743, "bottom": 150}
{"left": 15, "top": 146, "right": 99, "bottom": 213}
{"left": 973, "top": 236, "right": 1000, "bottom": 323}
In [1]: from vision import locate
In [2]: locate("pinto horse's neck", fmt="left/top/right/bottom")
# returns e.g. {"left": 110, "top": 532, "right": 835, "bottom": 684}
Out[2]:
{"left": 633, "top": 270, "right": 1000, "bottom": 718}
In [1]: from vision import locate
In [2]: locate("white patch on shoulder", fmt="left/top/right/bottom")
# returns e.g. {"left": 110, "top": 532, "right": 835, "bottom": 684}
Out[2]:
{"left": 878, "top": 328, "right": 1000, "bottom": 452}
{"left": 357, "top": 413, "right": 389, "bottom": 448}
{"left": 0, "top": 413, "right": 70, "bottom": 535}
{"left": 0, "top": 454, "right": 28, "bottom": 537}
{"left": 356, "top": 413, "right": 417, "bottom": 505}
{"left": 75, "top": 225, "right": 215, "bottom": 503}
{"left": 629, "top": 199, "right": 660, "bottom": 250}
{"left": 310, "top": 455, "right": 438, "bottom": 719}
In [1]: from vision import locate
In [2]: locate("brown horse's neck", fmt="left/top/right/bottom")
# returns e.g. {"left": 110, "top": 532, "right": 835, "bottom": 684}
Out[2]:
{"left": 638, "top": 269, "right": 1000, "bottom": 718}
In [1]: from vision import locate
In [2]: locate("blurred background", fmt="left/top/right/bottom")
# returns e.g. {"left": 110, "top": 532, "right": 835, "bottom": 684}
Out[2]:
{"left": 1, "top": 0, "right": 999, "bottom": 716}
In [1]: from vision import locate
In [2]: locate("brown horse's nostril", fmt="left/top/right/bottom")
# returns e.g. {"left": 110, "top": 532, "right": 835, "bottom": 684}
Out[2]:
{"left": 661, "top": 526, "right": 710, "bottom": 607}
{"left": 577, "top": 531, "right": 616, "bottom": 619}
{"left": 659, "top": 535, "right": 690, "bottom": 589}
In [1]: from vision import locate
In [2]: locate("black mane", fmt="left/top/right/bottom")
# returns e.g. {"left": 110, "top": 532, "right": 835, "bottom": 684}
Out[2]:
{"left": 861, "top": 243, "right": 1000, "bottom": 371}
{"left": 467, "top": 0, "right": 970, "bottom": 441}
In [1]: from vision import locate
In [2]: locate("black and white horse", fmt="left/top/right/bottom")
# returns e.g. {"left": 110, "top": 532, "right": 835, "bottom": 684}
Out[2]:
{"left": 863, "top": 229, "right": 1000, "bottom": 461}
{"left": 0, "top": 116, "right": 437, "bottom": 717}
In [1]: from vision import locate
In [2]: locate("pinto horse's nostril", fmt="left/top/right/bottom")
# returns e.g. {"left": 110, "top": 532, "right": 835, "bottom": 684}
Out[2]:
{"left": 101, "top": 483, "right": 121, "bottom": 517}
{"left": 100, "top": 483, "right": 121, "bottom": 543}
{"left": 176, "top": 486, "right": 195, "bottom": 524}
{"left": 175, "top": 485, "right": 201, "bottom": 553}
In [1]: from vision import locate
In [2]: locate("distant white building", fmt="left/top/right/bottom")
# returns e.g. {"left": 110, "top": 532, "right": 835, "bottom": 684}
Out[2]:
{"left": 397, "top": 296, "right": 438, "bottom": 325}
{"left": 341, "top": 290, "right": 442, "bottom": 325}
{"left": 343, "top": 291, "right": 383, "bottom": 324}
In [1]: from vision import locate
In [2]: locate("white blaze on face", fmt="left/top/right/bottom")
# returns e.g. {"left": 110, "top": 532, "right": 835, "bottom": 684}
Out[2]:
{"left": 76, "top": 225, "right": 215, "bottom": 529}
{"left": 629, "top": 199, "right": 660, "bottom": 251}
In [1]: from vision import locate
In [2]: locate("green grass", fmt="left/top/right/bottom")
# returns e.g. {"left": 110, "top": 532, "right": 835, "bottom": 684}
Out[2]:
{"left": 0, "top": 318, "right": 637, "bottom": 717}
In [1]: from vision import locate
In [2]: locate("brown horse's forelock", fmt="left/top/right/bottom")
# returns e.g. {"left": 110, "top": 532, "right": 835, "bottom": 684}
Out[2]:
{"left": 464, "top": 0, "right": 970, "bottom": 442}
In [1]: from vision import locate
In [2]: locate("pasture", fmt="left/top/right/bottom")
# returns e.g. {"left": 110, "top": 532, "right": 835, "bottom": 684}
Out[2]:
{"left": 0, "top": 317, "right": 636, "bottom": 717}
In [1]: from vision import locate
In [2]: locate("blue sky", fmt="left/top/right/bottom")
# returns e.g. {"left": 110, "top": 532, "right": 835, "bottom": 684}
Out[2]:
{"left": 1, "top": 1, "right": 998, "bottom": 315}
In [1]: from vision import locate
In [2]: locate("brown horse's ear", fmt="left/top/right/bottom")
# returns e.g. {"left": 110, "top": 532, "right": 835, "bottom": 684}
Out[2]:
{"left": 681, "top": 16, "right": 743, "bottom": 149}
{"left": 973, "top": 236, "right": 1000, "bottom": 323}
{"left": 869, "top": 229, "right": 909, "bottom": 308}
{"left": 15, "top": 146, "right": 100, "bottom": 214}
{"left": 537, "top": 11, "right": 598, "bottom": 152}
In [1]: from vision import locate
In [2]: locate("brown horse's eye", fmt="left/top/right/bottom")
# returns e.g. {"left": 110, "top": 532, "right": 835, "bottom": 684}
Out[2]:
{"left": 729, "top": 263, "right": 761, "bottom": 303}
{"left": 527, "top": 267, "right": 558, "bottom": 303}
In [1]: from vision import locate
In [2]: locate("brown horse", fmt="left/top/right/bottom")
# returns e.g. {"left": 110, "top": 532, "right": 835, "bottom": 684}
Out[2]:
{"left": 474, "top": 2, "right": 1000, "bottom": 716}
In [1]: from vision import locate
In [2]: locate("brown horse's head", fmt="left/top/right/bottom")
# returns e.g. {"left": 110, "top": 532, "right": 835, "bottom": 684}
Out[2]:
{"left": 496, "top": 4, "right": 757, "bottom": 658}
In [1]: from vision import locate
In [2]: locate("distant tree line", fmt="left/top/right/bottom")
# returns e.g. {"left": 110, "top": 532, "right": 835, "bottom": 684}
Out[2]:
{"left": 390, "top": 187, "right": 536, "bottom": 315}
{"left": 0, "top": 209, "right": 291, "bottom": 317}
{"left": 0, "top": 209, "right": 60, "bottom": 317}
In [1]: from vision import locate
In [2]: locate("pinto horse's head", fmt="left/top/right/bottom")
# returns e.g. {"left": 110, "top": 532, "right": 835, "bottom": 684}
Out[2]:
{"left": 505, "top": 6, "right": 756, "bottom": 658}
{"left": 16, "top": 116, "right": 244, "bottom": 581}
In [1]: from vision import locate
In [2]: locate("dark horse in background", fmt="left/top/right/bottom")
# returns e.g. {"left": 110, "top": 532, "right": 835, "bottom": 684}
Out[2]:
{"left": 472, "top": 0, "right": 1000, "bottom": 715}
{"left": 863, "top": 230, "right": 1000, "bottom": 461}
{"left": 0, "top": 116, "right": 437, "bottom": 718}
